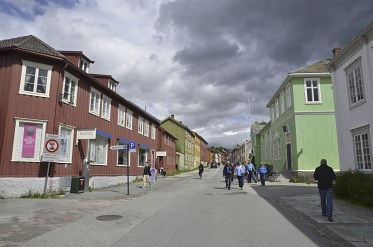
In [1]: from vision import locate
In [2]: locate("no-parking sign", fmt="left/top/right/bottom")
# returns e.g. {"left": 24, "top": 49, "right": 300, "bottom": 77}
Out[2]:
{"left": 42, "top": 134, "right": 60, "bottom": 162}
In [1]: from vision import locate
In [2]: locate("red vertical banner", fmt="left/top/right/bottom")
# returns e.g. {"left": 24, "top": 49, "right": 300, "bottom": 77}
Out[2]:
{"left": 22, "top": 123, "right": 36, "bottom": 158}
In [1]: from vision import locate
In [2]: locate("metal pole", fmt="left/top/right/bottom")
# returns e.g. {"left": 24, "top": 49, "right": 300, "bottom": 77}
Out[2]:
{"left": 127, "top": 164, "right": 129, "bottom": 195}
{"left": 43, "top": 161, "right": 51, "bottom": 194}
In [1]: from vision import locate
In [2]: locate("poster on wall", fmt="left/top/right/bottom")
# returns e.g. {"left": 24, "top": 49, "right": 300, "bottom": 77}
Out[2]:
{"left": 22, "top": 123, "right": 36, "bottom": 158}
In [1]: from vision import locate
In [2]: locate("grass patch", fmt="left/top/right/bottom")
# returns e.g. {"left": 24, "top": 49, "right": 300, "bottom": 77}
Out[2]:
{"left": 334, "top": 170, "right": 373, "bottom": 208}
{"left": 20, "top": 190, "right": 65, "bottom": 199}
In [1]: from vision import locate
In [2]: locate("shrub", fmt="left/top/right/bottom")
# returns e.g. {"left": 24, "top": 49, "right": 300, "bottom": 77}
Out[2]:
{"left": 334, "top": 170, "right": 373, "bottom": 208}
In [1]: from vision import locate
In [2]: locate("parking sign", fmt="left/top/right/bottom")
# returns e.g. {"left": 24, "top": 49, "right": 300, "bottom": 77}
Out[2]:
{"left": 129, "top": 141, "right": 136, "bottom": 152}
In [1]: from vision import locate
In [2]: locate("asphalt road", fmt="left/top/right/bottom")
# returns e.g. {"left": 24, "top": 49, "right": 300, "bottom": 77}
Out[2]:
{"left": 9, "top": 168, "right": 328, "bottom": 247}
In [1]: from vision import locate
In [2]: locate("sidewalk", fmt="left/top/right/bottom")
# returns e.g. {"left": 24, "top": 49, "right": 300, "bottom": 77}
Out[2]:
{"left": 0, "top": 170, "right": 372, "bottom": 247}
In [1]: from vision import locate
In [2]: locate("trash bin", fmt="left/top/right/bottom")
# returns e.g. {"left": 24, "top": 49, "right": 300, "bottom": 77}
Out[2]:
{"left": 70, "top": 176, "right": 85, "bottom": 193}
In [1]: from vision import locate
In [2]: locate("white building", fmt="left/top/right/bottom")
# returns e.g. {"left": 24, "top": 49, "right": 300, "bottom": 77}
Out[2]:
{"left": 328, "top": 21, "right": 373, "bottom": 173}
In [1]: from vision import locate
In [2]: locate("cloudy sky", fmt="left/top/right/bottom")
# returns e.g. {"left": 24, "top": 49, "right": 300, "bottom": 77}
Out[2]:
{"left": 1, "top": 0, "right": 372, "bottom": 148}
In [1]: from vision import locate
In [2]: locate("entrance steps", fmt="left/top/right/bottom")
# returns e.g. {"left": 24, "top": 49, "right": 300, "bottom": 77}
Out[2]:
{"left": 268, "top": 170, "right": 292, "bottom": 183}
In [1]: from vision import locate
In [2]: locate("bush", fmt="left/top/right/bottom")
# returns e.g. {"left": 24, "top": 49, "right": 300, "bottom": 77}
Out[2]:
{"left": 334, "top": 170, "right": 373, "bottom": 208}
{"left": 289, "top": 176, "right": 314, "bottom": 184}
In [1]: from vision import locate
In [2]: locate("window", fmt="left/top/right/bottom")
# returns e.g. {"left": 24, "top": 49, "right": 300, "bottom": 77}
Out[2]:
{"left": 11, "top": 119, "right": 47, "bottom": 162}
{"left": 280, "top": 91, "right": 284, "bottom": 115}
{"left": 117, "top": 143, "right": 130, "bottom": 166}
{"left": 286, "top": 84, "right": 292, "bottom": 109}
{"left": 138, "top": 116, "right": 144, "bottom": 134}
{"left": 151, "top": 124, "right": 156, "bottom": 140}
{"left": 126, "top": 110, "right": 133, "bottom": 130}
{"left": 304, "top": 78, "right": 321, "bottom": 103}
{"left": 346, "top": 60, "right": 365, "bottom": 107}
{"left": 144, "top": 120, "right": 149, "bottom": 137}
{"left": 352, "top": 127, "right": 371, "bottom": 170}
{"left": 272, "top": 132, "right": 281, "bottom": 160}
{"left": 118, "top": 105, "right": 126, "bottom": 127}
{"left": 79, "top": 59, "right": 89, "bottom": 72}
{"left": 58, "top": 125, "right": 74, "bottom": 163}
{"left": 271, "top": 105, "right": 275, "bottom": 123}
{"left": 138, "top": 148, "right": 148, "bottom": 166}
{"left": 101, "top": 95, "right": 111, "bottom": 120}
{"left": 89, "top": 88, "right": 101, "bottom": 116}
{"left": 275, "top": 99, "right": 279, "bottom": 119}
{"left": 108, "top": 80, "right": 117, "bottom": 92}
{"left": 62, "top": 72, "right": 78, "bottom": 106}
{"left": 19, "top": 60, "right": 52, "bottom": 97}
{"left": 89, "top": 137, "right": 108, "bottom": 165}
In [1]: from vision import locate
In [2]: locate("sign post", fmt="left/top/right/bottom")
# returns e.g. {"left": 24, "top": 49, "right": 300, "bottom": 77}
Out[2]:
{"left": 42, "top": 134, "right": 60, "bottom": 194}
{"left": 110, "top": 144, "right": 130, "bottom": 195}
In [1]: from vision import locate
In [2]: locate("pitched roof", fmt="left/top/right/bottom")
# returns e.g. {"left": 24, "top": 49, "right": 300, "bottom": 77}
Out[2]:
{"left": 0, "top": 35, "right": 64, "bottom": 58}
{"left": 290, "top": 59, "right": 331, "bottom": 74}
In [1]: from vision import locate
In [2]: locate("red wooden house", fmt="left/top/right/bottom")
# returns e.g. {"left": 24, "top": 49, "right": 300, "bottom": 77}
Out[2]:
{"left": 0, "top": 35, "right": 176, "bottom": 197}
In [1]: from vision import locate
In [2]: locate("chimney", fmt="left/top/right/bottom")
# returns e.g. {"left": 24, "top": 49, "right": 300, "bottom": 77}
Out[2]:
{"left": 171, "top": 115, "right": 174, "bottom": 119}
{"left": 332, "top": 48, "right": 342, "bottom": 57}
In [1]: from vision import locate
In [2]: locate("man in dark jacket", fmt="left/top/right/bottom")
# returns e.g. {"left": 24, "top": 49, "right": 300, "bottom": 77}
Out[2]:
{"left": 313, "top": 159, "right": 337, "bottom": 222}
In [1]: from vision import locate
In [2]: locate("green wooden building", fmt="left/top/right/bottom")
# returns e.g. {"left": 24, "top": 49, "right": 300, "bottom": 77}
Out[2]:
{"left": 161, "top": 115, "right": 195, "bottom": 170}
{"left": 257, "top": 60, "right": 340, "bottom": 175}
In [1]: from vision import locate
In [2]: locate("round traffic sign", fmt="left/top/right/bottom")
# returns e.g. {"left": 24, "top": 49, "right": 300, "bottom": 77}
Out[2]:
{"left": 45, "top": 139, "right": 59, "bottom": 153}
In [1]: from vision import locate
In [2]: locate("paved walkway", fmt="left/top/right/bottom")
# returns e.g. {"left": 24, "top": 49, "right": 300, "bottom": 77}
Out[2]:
{"left": 0, "top": 169, "right": 372, "bottom": 247}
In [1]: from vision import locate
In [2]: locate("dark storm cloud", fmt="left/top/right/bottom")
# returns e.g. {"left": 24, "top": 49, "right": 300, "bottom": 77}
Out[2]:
{"left": 154, "top": 0, "right": 373, "bottom": 147}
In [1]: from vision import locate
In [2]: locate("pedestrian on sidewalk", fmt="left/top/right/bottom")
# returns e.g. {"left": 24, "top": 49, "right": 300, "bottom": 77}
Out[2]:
{"left": 198, "top": 163, "right": 204, "bottom": 179}
{"left": 258, "top": 162, "right": 267, "bottom": 186}
{"left": 313, "top": 159, "right": 337, "bottom": 222}
{"left": 235, "top": 162, "right": 245, "bottom": 190}
{"left": 143, "top": 162, "right": 152, "bottom": 188}
{"left": 245, "top": 159, "right": 255, "bottom": 183}
{"left": 224, "top": 161, "right": 233, "bottom": 190}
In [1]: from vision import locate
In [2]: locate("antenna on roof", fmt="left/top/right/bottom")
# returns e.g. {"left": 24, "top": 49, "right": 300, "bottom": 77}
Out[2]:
{"left": 248, "top": 90, "right": 251, "bottom": 130}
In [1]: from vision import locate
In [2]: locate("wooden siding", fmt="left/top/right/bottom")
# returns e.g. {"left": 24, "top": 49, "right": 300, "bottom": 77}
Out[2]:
{"left": 0, "top": 50, "right": 168, "bottom": 178}
{"left": 331, "top": 37, "right": 373, "bottom": 171}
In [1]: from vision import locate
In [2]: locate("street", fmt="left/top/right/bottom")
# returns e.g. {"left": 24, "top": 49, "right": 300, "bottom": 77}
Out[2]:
{"left": 2, "top": 167, "right": 373, "bottom": 247}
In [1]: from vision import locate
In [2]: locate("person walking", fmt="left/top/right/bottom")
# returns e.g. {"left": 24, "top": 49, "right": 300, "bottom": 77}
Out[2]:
{"left": 198, "top": 163, "right": 204, "bottom": 179}
{"left": 313, "top": 159, "right": 337, "bottom": 222}
{"left": 258, "top": 162, "right": 267, "bottom": 186}
{"left": 143, "top": 162, "right": 152, "bottom": 188}
{"left": 245, "top": 159, "right": 255, "bottom": 183}
{"left": 235, "top": 162, "right": 245, "bottom": 190}
{"left": 224, "top": 161, "right": 233, "bottom": 190}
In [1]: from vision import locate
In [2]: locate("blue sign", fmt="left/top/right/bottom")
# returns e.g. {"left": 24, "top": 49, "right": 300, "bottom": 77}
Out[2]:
{"left": 129, "top": 142, "right": 136, "bottom": 150}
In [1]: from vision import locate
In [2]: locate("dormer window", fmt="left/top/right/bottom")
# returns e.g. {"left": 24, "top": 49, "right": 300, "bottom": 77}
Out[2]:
{"left": 79, "top": 58, "right": 90, "bottom": 73}
{"left": 108, "top": 80, "right": 117, "bottom": 92}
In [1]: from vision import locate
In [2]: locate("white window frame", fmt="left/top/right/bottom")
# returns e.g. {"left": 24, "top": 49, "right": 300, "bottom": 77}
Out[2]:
{"left": 117, "top": 142, "right": 130, "bottom": 167}
{"left": 280, "top": 91, "right": 284, "bottom": 115}
{"left": 144, "top": 120, "right": 149, "bottom": 137}
{"left": 118, "top": 105, "right": 126, "bottom": 127}
{"left": 346, "top": 59, "right": 365, "bottom": 108}
{"left": 89, "top": 136, "right": 108, "bottom": 165}
{"left": 138, "top": 147, "right": 148, "bottom": 167}
{"left": 352, "top": 126, "right": 371, "bottom": 171}
{"left": 151, "top": 124, "right": 156, "bottom": 140}
{"left": 138, "top": 116, "right": 144, "bottom": 135}
{"left": 108, "top": 80, "right": 117, "bottom": 92}
{"left": 19, "top": 60, "right": 52, "bottom": 98}
{"left": 286, "top": 83, "right": 292, "bottom": 109}
{"left": 101, "top": 95, "right": 111, "bottom": 121}
{"left": 58, "top": 125, "right": 74, "bottom": 163}
{"left": 272, "top": 132, "right": 281, "bottom": 160}
{"left": 11, "top": 118, "right": 47, "bottom": 162}
{"left": 89, "top": 87, "right": 101, "bottom": 116}
{"left": 275, "top": 99, "right": 279, "bottom": 120}
{"left": 62, "top": 72, "right": 78, "bottom": 106}
{"left": 304, "top": 78, "right": 321, "bottom": 104}
{"left": 126, "top": 110, "right": 133, "bottom": 130}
